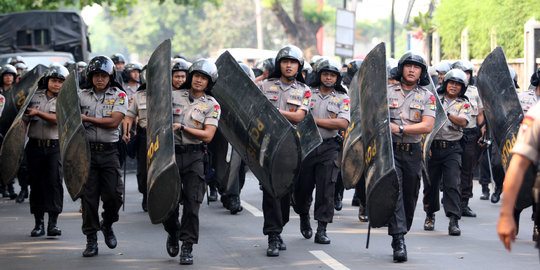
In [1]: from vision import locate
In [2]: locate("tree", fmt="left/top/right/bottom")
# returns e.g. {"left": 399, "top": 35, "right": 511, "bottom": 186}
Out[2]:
{"left": 407, "top": 11, "right": 436, "bottom": 64}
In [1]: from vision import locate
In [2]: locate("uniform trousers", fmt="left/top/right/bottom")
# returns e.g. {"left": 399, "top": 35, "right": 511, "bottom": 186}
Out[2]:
{"left": 136, "top": 128, "right": 147, "bottom": 195}
{"left": 460, "top": 128, "right": 482, "bottom": 200}
{"left": 293, "top": 139, "right": 340, "bottom": 223}
{"left": 423, "top": 142, "right": 463, "bottom": 218}
{"left": 27, "top": 139, "right": 63, "bottom": 214}
{"left": 262, "top": 189, "right": 291, "bottom": 236}
{"left": 387, "top": 143, "right": 422, "bottom": 235}
{"left": 163, "top": 150, "right": 206, "bottom": 244}
{"left": 82, "top": 147, "right": 124, "bottom": 235}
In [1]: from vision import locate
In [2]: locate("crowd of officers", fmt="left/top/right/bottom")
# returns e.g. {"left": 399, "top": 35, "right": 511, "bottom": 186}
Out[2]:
{"left": 0, "top": 44, "right": 538, "bottom": 265}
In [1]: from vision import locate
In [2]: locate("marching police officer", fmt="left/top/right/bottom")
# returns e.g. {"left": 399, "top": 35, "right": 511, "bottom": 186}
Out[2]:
{"left": 0, "top": 64, "right": 17, "bottom": 93}
{"left": 122, "top": 62, "right": 143, "bottom": 97}
{"left": 111, "top": 53, "right": 126, "bottom": 72}
{"left": 24, "top": 63, "right": 68, "bottom": 237}
{"left": 162, "top": 59, "right": 220, "bottom": 265}
{"left": 294, "top": 58, "right": 350, "bottom": 245}
{"left": 78, "top": 56, "right": 127, "bottom": 257}
{"left": 423, "top": 69, "right": 472, "bottom": 236}
{"left": 387, "top": 52, "right": 435, "bottom": 262}
{"left": 257, "top": 45, "right": 311, "bottom": 257}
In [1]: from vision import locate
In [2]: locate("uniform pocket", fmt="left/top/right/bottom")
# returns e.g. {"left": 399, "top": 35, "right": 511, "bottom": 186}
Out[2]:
{"left": 409, "top": 103, "right": 424, "bottom": 122}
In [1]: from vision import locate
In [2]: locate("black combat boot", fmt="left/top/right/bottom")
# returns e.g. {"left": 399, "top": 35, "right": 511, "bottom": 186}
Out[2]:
{"left": 448, "top": 216, "right": 461, "bottom": 236}
{"left": 391, "top": 234, "right": 407, "bottom": 262}
{"left": 334, "top": 193, "right": 343, "bottom": 211}
{"left": 300, "top": 213, "right": 313, "bottom": 239}
{"left": 314, "top": 221, "right": 331, "bottom": 244}
{"left": 491, "top": 186, "right": 502, "bottom": 203}
{"left": 179, "top": 242, "right": 193, "bottom": 265}
{"left": 100, "top": 221, "right": 117, "bottom": 249}
{"left": 166, "top": 232, "right": 179, "bottom": 257}
{"left": 424, "top": 213, "right": 435, "bottom": 231}
{"left": 47, "top": 212, "right": 62, "bottom": 236}
{"left": 228, "top": 195, "right": 243, "bottom": 215}
{"left": 208, "top": 185, "right": 218, "bottom": 202}
{"left": 16, "top": 187, "right": 28, "bottom": 203}
{"left": 277, "top": 234, "right": 286, "bottom": 250}
{"left": 31, "top": 213, "right": 45, "bottom": 237}
{"left": 7, "top": 183, "right": 16, "bottom": 200}
{"left": 461, "top": 199, "right": 477, "bottom": 217}
{"left": 358, "top": 204, "right": 369, "bottom": 222}
{"left": 82, "top": 233, "right": 98, "bottom": 257}
{"left": 266, "top": 234, "right": 280, "bottom": 257}
{"left": 141, "top": 193, "right": 148, "bottom": 212}
{"left": 480, "top": 184, "right": 490, "bottom": 200}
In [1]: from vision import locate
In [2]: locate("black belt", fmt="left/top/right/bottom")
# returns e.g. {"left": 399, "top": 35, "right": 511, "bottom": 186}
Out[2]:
{"left": 175, "top": 144, "right": 205, "bottom": 154}
{"left": 432, "top": 140, "right": 460, "bottom": 149}
{"left": 89, "top": 142, "right": 117, "bottom": 151}
{"left": 463, "top": 127, "right": 478, "bottom": 134}
{"left": 30, "top": 138, "right": 59, "bottom": 148}
{"left": 393, "top": 142, "right": 419, "bottom": 152}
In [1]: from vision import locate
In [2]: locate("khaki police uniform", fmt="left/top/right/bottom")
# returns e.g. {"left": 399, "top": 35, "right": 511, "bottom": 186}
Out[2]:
{"left": 387, "top": 83, "right": 436, "bottom": 235}
{"left": 78, "top": 86, "right": 127, "bottom": 235}
{"left": 518, "top": 90, "right": 538, "bottom": 113}
{"left": 258, "top": 78, "right": 311, "bottom": 236}
{"left": 126, "top": 90, "right": 148, "bottom": 197}
{"left": 162, "top": 89, "right": 220, "bottom": 245}
{"left": 122, "top": 82, "right": 140, "bottom": 98}
{"left": 25, "top": 89, "right": 63, "bottom": 216}
{"left": 424, "top": 94, "right": 472, "bottom": 219}
{"left": 293, "top": 88, "right": 350, "bottom": 223}
{"left": 0, "top": 93, "right": 4, "bottom": 117}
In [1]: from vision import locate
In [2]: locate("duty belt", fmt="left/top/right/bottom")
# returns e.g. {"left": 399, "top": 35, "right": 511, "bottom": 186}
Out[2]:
{"left": 392, "top": 142, "right": 418, "bottom": 152}
{"left": 30, "top": 138, "right": 59, "bottom": 148}
{"left": 89, "top": 142, "right": 117, "bottom": 151}
{"left": 175, "top": 144, "right": 205, "bottom": 154}
{"left": 432, "top": 140, "right": 459, "bottom": 149}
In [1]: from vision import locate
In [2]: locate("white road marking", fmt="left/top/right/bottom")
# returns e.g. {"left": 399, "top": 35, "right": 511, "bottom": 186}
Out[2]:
{"left": 241, "top": 200, "right": 263, "bottom": 217}
{"left": 309, "top": 250, "right": 350, "bottom": 270}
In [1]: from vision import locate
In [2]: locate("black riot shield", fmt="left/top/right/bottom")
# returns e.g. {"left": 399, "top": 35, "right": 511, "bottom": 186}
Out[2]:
{"left": 341, "top": 71, "right": 364, "bottom": 189}
{"left": 213, "top": 51, "right": 301, "bottom": 198}
{"left": 422, "top": 76, "right": 448, "bottom": 179}
{"left": 0, "top": 64, "right": 47, "bottom": 136}
{"left": 146, "top": 39, "right": 180, "bottom": 224}
{"left": 208, "top": 129, "right": 233, "bottom": 190}
{"left": 296, "top": 112, "right": 322, "bottom": 160}
{"left": 359, "top": 43, "right": 399, "bottom": 228}
{"left": 57, "top": 70, "right": 91, "bottom": 200}
{"left": 477, "top": 46, "right": 535, "bottom": 210}
{"left": 0, "top": 86, "right": 38, "bottom": 184}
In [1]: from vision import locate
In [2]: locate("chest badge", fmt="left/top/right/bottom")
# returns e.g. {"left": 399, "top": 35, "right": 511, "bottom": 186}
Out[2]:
{"left": 343, "top": 99, "right": 350, "bottom": 111}
{"left": 118, "top": 92, "right": 127, "bottom": 105}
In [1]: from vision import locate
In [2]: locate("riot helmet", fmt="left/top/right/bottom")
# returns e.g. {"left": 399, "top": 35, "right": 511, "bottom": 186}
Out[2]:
{"left": 76, "top": 61, "right": 87, "bottom": 72}
{"left": 86, "top": 56, "right": 116, "bottom": 88}
{"left": 440, "top": 69, "right": 468, "bottom": 98}
{"left": 171, "top": 58, "right": 192, "bottom": 73}
{"left": 530, "top": 67, "right": 540, "bottom": 87}
{"left": 238, "top": 62, "right": 255, "bottom": 80}
{"left": 302, "top": 62, "right": 313, "bottom": 74}
{"left": 310, "top": 55, "right": 322, "bottom": 66}
{"left": 396, "top": 51, "right": 429, "bottom": 86}
{"left": 38, "top": 63, "right": 70, "bottom": 89}
{"left": 347, "top": 59, "right": 364, "bottom": 79}
{"left": 123, "top": 62, "right": 143, "bottom": 83}
{"left": 111, "top": 53, "right": 126, "bottom": 64}
{"left": 0, "top": 64, "right": 17, "bottom": 88}
{"left": 451, "top": 60, "right": 474, "bottom": 75}
{"left": 507, "top": 65, "right": 519, "bottom": 89}
{"left": 269, "top": 45, "right": 305, "bottom": 82}
{"left": 313, "top": 58, "right": 345, "bottom": 93}
{"left": 435, "top": 61, "right": 452, "bottom": 74}
{"left": 8, "top": 56, "right": 25, "bottom": 66}
{"left": 179, "top": 59, "right": 218, "bottom": 93}
{"left": 15, "top": 62, "right": 27, "bottom": 74}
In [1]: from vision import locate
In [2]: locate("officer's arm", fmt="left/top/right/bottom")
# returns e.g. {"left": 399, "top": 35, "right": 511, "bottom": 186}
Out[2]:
{"left": 390, "top": 116, "right": 435, "bottom": 134}
{"left": 82, "top": 112, "right": 124, "bottom": 128}
{"left": 497, "top": 153, "right": 530, "bottom": 251}
{"left": 25, "top": 108, "right": 57, "bottom": 125}
{"left": 315, "top": 118, "right": 349, "bottom": 130}
{"left": 177, "top": 124, "right": 217, "bottom": 143}
{"left": 448, "top": 113, "right": 468, "bottom": 127}
{"left": 123, "top": 116, "right": 134, "bottom": 141}
{"left": 279, "top": 109, "right": 306, "bottom": 124}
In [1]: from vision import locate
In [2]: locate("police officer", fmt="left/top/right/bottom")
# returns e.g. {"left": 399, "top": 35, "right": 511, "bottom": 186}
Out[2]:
{"left": 434, "top": 61, "right": 451, "bottom": 87}
{"left": 423, "top": 69, "right": 472, "bottom": 236}
{"left": 78, "top": 56, "right": 127, "bottom": 257}
{"left": 122, "top": 62, "right": 143, "bottom": 97}
{"left": 294, "top": 58, "right": 350, "bottom": 245}
{"left": 451, "top": 60, "right": 484, "bottom": 217}
{"left": 254, "top": 57, "right": 275, "bottom": 83}
{"left": 111, "top": 53, "right": 126, "bottom": 72}
{"left": 162, "top": 59, "right": 220, "bottom": 265}
{"left": 257, "top": 45, "right": 311, "bottom": 257}
{"left": 0, "top": 64, "right": 17, "bottom": 93}
{"left": 387, "top": 52, "right": 435, "bottom": 262}
{"left": 23, "top": 63, "right": 68, "bottom": 237}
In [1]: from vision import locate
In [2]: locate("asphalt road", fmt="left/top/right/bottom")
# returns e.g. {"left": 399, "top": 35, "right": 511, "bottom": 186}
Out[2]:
{"left": 0, "top": 172, "right": 538, "bottom": 270}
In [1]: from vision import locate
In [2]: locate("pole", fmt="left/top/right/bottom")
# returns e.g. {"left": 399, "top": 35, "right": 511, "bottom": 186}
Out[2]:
{"left": 391, "top": 0, "right": 395, "bottom": 58}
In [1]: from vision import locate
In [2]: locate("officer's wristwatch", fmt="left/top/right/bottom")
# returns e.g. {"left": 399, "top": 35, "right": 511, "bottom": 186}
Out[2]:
{"left": 180, "top": 124, "right": 185, "bottom": 131}
{"left": 399, "top": 125, "right": 404, "bottom": 134}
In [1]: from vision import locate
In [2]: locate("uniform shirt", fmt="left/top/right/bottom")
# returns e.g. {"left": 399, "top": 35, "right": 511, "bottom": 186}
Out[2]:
{"left": 26, "top": 89, "right": 58, "bottom": 140}
{"left": 171, "top": 89, "right": 220, "bottom": 145}
{"left": 126, "top": 90, "right": 147, "bottom": 129}
{"left": 258, "top": 78, "right": 311, "bottom": 114}
{"left": 0, "top": 93, "right": 4, "bottom": 117}
{"left": 512, "top": 102, "right": 540, "bottom": 162}
{"left": 122, "top": 82, "right": 140, "bottom": 99}
{"left": 79, "top": 86, "right": 128, "bottom": 143}
{"left": 433, "top": 94, "right": 472, "bottom": 141}
{"left": 517, "top": 89, "right": 537, "bottom": 113}
{"left": 309, "top": 88, "right": 350, "bottom": 139}
{"left": 463, "top": 85, "right": 483, "bottom": 129}
{"left": 387, "top": 83, "right": 437, "bottom": 143}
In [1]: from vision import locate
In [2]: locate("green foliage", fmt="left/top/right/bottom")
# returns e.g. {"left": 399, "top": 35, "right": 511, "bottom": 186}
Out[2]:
{"left": 356, "top": 17, "right": 408, "bottom": 57}
{"left": 262, "top": 0, "right": 333, "bottom": 25}
{"left": 434, "top": 0, "right": 540, "bottom": 59}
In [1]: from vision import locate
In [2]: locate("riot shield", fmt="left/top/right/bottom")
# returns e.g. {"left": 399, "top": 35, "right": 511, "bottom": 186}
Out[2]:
{"left": 0, "top": 85, "right": 38, "bottom": 184}
{"left": 296, "top": 111, "right": 322, "bottom": 160}
{"left": 477, "top": 46, "right": 534, "bottom": 210}
{"left": 57, "top": 70, "right": 91, "bottom": 201}
{"left": 341, "top": 71, "right": 364, "bottom": 189}
{"left": 0, "top": 64, "right": 47, "bottom": 135}
{"left": 146, "top": 39, "right": 180, "bottom": 224}
{"left": 359, "top": 43, "right": 399, "bottom": 228}
{"left": 213, "top": 51, "right": 301, "bottom": 198}
{"left": 207, "top": 129, "right": 234, "bottom": 191}
{"left": 422, "top": 77, "right": 448, "bottom": 180}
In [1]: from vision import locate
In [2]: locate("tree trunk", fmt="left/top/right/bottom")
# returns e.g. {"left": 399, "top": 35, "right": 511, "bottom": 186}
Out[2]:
{"left": 269, "top": 0, "right": 321, "bottom": 61}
